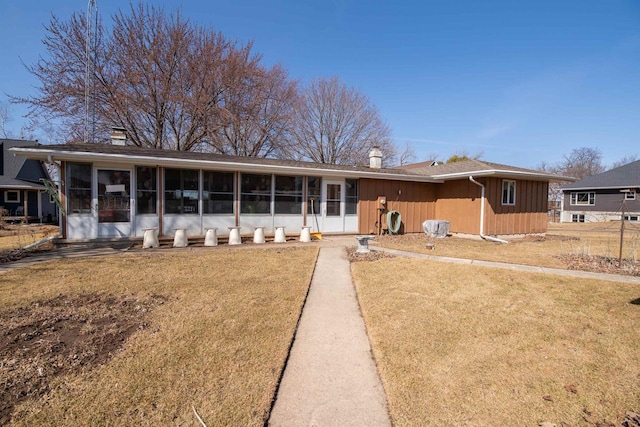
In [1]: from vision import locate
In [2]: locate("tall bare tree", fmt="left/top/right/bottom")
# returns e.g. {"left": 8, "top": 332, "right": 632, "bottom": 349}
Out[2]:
{"left": 558, "top": 147, "right": 605, "bottom": 179}
{"left": 610, "top": 154, "right": 638, "bottom": 170}
{"left": 14, "top": 3, "right": 296, "bottom": 154}
{"left": 288, "top": 77, "right": 395, "bottom": 166}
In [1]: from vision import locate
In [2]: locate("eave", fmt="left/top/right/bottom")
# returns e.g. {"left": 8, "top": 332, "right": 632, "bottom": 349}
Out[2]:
{"left": 10, "top": 147, "right": 443, "bottom": 183}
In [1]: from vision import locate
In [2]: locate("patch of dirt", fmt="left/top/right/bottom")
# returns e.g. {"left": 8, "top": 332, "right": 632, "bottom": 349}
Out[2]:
{"left": 346, "top": 246, "right": 395, "bottom": 262}
{"left": 560, "top": 254, "right": 640, "bottom": 276}
{"left": 0, "top": 243, "right": 56, "bottom": 264}
{"left": 0, "top": 292, "right": 167, "bottom": 425}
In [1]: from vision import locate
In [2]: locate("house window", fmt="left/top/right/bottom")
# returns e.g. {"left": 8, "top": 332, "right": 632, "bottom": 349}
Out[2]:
{"left": 570, "top": 192, "right": 595, "bottom": 206}
{"left": 68, "top": 162, "right": 92, "bottom": 214}
{"left": 275, "top": 175, "right": 303, "bottom": 214}
{"left": 164, "top": 169, "right": 199, "bottom": 214}
{"left": 136, "top": 167, "right": 157, "bottom": 214}
{"left": 203, "top": 171, "right": 234, "bottom": 214}
{"left": 345, "top": 179, "right": 358, "bottom": 215}
{"left": 623, "top": 215, "right": 639, "bottom": 221}
{"left": 572, "top": 214, "right": 586, "bottom": 223}
{"left": 502, "top": 180, "right": 516, "bottom": 205}
{"left": 98, "top": 169, "right": 131, "bottom": 223}
{"left": 241, "top": 173, "right": 271, "bottom": 214}
{"left": 4, "top": 190, "right": 20, "bottom": 203}
{"left": 625, "top": 191, "right": 636, "bottom": 201}
{"left": 307, "top": 177, "right": 321, "bottom": 215}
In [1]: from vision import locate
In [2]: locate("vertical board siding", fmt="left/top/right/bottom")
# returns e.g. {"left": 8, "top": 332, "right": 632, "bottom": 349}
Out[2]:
{"left": 484, "top": 178, "right": 548, "bottom": 235}
{"left": 358, "top": 179, "right": 436, "bottom": 234}
{"left": 434, "top": 179, "right": 482, "bottom": 234}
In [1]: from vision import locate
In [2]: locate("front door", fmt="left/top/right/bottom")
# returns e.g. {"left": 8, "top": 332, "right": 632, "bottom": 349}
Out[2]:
{"left": 322, "top": 180, "right": 344, "bottom": 233}
{"left": 96, "top": 169, "right": 132, "bottom": 238}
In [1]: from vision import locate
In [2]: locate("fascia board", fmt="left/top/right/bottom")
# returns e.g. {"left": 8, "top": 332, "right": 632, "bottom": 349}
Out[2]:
{"left": 430, "top": 169, "right": 571, "bottom": 181}
{"left": 10, "top": 147, "right": 442, "bottom": 183}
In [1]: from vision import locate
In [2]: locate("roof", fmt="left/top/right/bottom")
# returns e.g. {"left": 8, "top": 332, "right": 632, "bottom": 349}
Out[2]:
{"left": 10, "top": 143, "right": 572, "bottom": 183}
{"left": 398, "top": 159, "right": 574, "bottom": 182}
{"left": 562, "top": 160, "right": 640, "bottom": 191}
{"left": 0, "top": 139, "right": 49, "bottom": 190}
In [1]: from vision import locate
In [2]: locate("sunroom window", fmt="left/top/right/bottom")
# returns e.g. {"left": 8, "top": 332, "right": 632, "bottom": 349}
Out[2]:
{"left": 275, "top": 175, "right": 303, "bottom": 214}
{"left": 203, "top": 171, "right": 234, "bottom": 214}
{"left": 241, "top": 173, "right": 271, "bottom": 214}
{"left": 164, "top": 169, "right": 199, "bottom": 214}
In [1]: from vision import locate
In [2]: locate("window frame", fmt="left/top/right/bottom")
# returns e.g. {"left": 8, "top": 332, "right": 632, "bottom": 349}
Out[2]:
{"left": 570, "top": 192, "right": 595, "bottom": 206}
{"left": 202, "top": 170, "right": 234, "bottom": 214}
{"left": 136, "top": 166, "right": 157, "bottom": 215}
{"left": 164, "top": 168, "right": 200, "bottom": 215}
{"left": 4, "top": 190, "right": 20, "bottom": 203}
{"left": 240, "top": 173, "right": 272, "bottom": 215}
{"left": 345, "top": 179, "right": 358, "bottom": 215}
{"left": 624, "top": 190, "right": 636, "bottom": 201}
{"left": 501, "top": 179, "right": 516, "bottom": 206}
{"left": 307, "top": 177, "right": 322, "bottom": 215}
{"left": 67, "top": 162, "right": 92, "bottom": 214}
{"left": 572, "top": 214, "right": 586, "bottom": 223}
{"left": 274, "top": 175, "right": 303, "bottom": 215}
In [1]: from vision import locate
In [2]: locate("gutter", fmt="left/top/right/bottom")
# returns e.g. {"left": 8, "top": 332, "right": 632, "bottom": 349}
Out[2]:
{"left": 468, "top": 176, "right": 509, "bottom": 244}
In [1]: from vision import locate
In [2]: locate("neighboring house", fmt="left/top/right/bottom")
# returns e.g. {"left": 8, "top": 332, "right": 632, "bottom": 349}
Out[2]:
{"left": 560, "top": 160, "right": 640, "bottom": 223}
{"left": 10, "top": 143, "right": 571, "bottom": 241}
{"left": 0, "top": 139, "right": 57, "bottom": 223}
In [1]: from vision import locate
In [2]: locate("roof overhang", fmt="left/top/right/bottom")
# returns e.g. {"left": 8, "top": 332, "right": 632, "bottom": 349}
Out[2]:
{"left": 10, "top": 146, "right": 443, "bottom": 183}
{"left": 562, "top": 185, "right": 639, "bottom": 192}
{"left": 430, "top": 169, "right": 575, "bottom": 182}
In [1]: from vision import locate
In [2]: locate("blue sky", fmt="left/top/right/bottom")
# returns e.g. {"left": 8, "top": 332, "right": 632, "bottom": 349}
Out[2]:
{"left": 1, "top": 0, "right": 639, "bottom": 169}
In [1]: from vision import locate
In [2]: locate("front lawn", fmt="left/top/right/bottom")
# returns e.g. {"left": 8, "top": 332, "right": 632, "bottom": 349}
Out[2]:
{"left": 1, "top": 246, "right": 317, "bottom": 426}
{"left": 353, "top": 257, "right": 640, "bottom": 426}
{"left": 373, "top": 222, "right": 640, "bottom": 273}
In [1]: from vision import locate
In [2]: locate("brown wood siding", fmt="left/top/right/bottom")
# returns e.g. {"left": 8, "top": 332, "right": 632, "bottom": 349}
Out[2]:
{"left": 434, "top": 179, "right": 482, "bottom": 234}
{"left": 358, "top": 179, "right": 436, "bottom": 234}
{"left": 484, "top": 178, "right": 548, "bottom": 235}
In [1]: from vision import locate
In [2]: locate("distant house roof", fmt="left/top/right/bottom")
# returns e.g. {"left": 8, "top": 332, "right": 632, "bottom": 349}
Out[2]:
{"left": 562, "top": 160, "right": 640, "bottom": 191}
{"left": 398, "top": 159, "right": 574, "bottom": 182}
{"left": 0, "top": 139, "right": 49, "bottom": 190}
{"left": 10, "top": 143, "right": 572, "bottom": 183}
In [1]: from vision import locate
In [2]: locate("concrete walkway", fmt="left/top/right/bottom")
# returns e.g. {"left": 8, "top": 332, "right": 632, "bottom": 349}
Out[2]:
{"left": 268, "top": 246, "right": 391, "bottom": 427}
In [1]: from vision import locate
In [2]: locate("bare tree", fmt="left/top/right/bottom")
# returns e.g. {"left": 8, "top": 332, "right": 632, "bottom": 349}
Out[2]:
{"left": 610, "top": 154, "right": 638, "bottom": 170}
{"left": 0, "top": 100, "right": 38, "bottom": 140}
{"left": 558, "top": 147, "right": 605, "bottom": 179}
{"left": 398, "top": 141, "right": 416, "bottom": 166}
{"left": 288, "top": 77, "right": 396, "bottom": 166}
{"left": 206, "top": 62, "right": 298, "bottom": 157}
{"left": 14, "top": 3, "right": 296, "bottom": 154}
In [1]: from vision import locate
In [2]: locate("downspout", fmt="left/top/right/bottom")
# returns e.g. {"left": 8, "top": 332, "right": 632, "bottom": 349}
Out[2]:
{"left": 468, "top": 176, "right": 509, "bottom": 244}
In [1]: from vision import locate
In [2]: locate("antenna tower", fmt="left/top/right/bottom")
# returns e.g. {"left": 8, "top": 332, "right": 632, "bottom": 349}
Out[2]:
{"left": 84, "top": 0, "right": 98, "bottom": 143}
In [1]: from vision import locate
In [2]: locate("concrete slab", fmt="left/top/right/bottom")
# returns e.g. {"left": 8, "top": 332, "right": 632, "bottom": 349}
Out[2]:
{"left": 268, "top": 246, "right": 391, "bottom": 427}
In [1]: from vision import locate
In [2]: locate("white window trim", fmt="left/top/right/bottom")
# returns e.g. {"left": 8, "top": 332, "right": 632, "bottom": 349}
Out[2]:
{"left": 625, "top": 191, "right": 636, "bottom": 201}
{"left": 501, "top": 180, "right": 516, "bottom": 206}
{"left": 4, "top": 190, "right": 20, "bottom": 203}
{"left": 570, "top": 192, "right": 595, "bottom": 206}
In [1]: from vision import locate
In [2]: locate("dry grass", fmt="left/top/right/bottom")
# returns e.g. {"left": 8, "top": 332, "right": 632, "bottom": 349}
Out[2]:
{"left": 373, "top": 221, "right": 640, "bottom": 270}
{"left": 1, "top": 246, "right": 317, "bottom": 426}
{"left": 0, "top": 224, "right": 58, "bottom": 251}
{"left": 353, "top": 257, "right": 640, "bottom": 426}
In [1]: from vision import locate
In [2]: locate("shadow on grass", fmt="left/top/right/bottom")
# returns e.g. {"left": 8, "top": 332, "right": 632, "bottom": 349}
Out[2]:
{"left": 630, "top": 297, "right": 640, "bottom": 305}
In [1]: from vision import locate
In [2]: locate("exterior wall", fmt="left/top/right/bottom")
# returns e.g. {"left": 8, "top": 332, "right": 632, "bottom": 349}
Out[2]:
{"left": 484, "top": 178, "right": 548, "bottom": 235}
{"left": 434, "top": 179, "right": 482, "bottom": 234}
{"left": 358, "top": 179, "right": 436, "bottom": 234}
{"left": 434, "top": 178, "right": 548, "bottom": 235}
{"left": 561, "top": 189, "right": 640, "bottom": 222}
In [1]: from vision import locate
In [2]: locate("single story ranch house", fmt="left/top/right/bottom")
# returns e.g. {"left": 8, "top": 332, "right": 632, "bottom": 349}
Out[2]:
{"left": 10, "top": 143, "right": 572, "bottom": 241}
